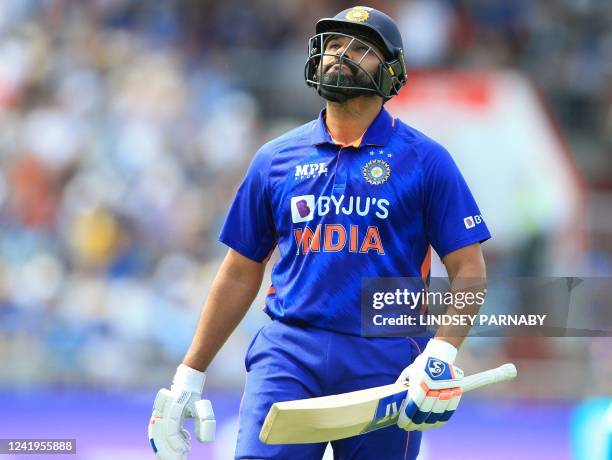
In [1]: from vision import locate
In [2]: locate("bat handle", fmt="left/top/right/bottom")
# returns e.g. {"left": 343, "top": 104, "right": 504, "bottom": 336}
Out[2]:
{"left": 460, "top": 363, "right": 517, "bottom": 393}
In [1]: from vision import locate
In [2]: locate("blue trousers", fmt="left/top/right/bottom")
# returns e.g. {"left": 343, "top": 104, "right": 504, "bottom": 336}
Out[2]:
{"left": 235, "top": 320, "right": 430, "bottom": 459}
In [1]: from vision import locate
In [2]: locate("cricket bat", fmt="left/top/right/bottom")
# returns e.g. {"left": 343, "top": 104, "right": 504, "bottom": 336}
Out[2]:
{"left": 259, "top": 363, "right": 517, "bottom": 444}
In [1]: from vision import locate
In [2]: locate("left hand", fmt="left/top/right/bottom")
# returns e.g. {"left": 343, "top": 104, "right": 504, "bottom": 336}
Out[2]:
{"left": 396, "top": 339, "right": 464, "bottom": 431}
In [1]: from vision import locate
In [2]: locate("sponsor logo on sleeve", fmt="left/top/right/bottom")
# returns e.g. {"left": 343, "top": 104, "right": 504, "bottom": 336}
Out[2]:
{"left": 464, "top": 214, "right": 483, "bottom": 229}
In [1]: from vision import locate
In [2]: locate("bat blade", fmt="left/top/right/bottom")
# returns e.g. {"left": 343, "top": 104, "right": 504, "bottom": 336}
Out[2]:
{"left": 259, "top": 383, "right": 408, "bottom": 444}
{"left": 259, "top": 363, "right": 517, "bottom": 444}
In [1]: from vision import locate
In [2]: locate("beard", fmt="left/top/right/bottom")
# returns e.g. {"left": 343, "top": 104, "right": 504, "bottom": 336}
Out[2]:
{"left": 319, "top": 60, "right": 376, "bottom": 90}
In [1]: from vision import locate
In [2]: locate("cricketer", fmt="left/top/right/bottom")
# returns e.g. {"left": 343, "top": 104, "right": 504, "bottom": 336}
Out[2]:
{"left": 149, "top": 5, "right": 491, "bottom": 459}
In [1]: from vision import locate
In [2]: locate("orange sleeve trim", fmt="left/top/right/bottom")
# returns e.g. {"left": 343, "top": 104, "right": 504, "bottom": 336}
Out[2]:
{"left": 420, "top": 245, "right": 431, "bottom": 280}
{"left": 262, "top": 246, "right": 276, "bottom": 263}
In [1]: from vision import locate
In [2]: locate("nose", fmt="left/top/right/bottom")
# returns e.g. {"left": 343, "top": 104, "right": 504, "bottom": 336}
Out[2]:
{"left": 335, "top": 41, "right": 353, "bottom": 57}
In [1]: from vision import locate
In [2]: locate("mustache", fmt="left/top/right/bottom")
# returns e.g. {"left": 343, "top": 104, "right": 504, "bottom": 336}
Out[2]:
{"left": 322, "top": 59, "right": 358, "bottom": 75}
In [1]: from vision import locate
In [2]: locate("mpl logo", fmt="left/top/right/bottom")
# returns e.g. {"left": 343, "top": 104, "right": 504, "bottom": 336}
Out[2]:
{"left": 464, "top": 214, "right": 483, "bottom": 229}
{"left": 427, "top": 358, "right": 446, "bottom": 379}
{"left": 291, "top": 195, "right": 315, "bottom": 223}
{"left": 295, "top": 162, "right": 328, "bottom": 180}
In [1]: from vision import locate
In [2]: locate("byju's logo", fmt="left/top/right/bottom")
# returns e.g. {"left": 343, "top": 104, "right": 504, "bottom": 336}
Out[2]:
{"left": 427, "top": 358, "right": 446, "bottom": 378}
{"left": 464, "top": 214, "right": 483, "bottom": 229}
{"left": 289, "top": 194, "right": 389, "bottom": 224}
{"left": 295, "top": 162, "right": 328, "bottom": 180}
{"left": 291, "top": 195, "right": 315, "bottom": 223}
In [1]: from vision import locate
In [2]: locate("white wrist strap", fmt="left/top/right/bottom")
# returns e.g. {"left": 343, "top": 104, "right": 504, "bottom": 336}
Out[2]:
{"left": 424, "top": 339, "right": 458, "bottom": 364}
{"left": 171, "top": 364, "right": 206, "bottom": 394}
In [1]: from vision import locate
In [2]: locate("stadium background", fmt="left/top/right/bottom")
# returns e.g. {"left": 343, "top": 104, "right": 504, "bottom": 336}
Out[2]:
{"left": 0, "top": 0, "right": 610, "bottom": 458}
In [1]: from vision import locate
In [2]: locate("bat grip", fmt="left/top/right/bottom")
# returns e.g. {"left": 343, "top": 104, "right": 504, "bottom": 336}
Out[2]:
{"left": 460, "top": 363, "right": 517, "bottom": 393}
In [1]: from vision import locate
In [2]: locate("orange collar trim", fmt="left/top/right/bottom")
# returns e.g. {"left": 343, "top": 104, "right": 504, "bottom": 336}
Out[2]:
{"left": 328, "top": 130, "right": 367, "bottom": 148}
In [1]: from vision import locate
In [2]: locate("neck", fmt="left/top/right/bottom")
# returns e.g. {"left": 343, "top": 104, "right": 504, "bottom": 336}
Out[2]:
{"left": 325, "top": 96, "right": 383, "bottom": 146}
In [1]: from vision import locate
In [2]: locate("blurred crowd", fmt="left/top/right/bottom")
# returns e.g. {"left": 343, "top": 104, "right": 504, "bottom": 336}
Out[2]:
{"left": 0, "top": 0, "right": 610, "bottom": 390}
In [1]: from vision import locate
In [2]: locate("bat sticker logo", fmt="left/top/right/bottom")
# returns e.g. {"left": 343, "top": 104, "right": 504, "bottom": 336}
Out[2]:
{"left": 427, "top": 358, "right": 446, "bottom": 378}
{"left": 361, "top": 390, "right": 407, "bottom": 433}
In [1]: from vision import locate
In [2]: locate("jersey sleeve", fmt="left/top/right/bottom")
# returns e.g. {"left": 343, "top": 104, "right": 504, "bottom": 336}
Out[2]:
{"left": 219, "top": 147, "right": 276, "bottom": 262}
{"left": 422, "top": 142, "right": 491, "bottom": 258}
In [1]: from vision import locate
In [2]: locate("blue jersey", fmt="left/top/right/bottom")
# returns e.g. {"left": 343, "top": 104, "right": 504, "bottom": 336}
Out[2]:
{"left": 219, "top": 108, "right": 491, "bottom": 335}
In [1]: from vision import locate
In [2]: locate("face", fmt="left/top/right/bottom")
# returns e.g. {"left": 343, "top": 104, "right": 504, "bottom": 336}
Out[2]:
{"left": 318, "top": 34, "right": 384, "bottom": 90}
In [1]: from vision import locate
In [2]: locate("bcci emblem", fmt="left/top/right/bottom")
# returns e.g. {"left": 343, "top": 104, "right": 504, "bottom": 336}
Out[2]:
{"left": 346, "top": 7, "right": 372, "bottom": 23}
{"left": 362, "top": 159, "right": 390, "bottom": 185}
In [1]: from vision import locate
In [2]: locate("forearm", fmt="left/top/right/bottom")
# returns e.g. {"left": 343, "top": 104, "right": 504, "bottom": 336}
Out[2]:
{"left": 436, "top": 245, "right": 487, "bottom": 349}
{"left": 183, "top": 250, "right": 265, "bottom": 371}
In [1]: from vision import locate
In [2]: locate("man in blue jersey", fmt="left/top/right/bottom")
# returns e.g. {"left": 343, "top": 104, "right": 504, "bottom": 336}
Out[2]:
{"left": 149, "top": 6, "right": 491, "bottom": 460}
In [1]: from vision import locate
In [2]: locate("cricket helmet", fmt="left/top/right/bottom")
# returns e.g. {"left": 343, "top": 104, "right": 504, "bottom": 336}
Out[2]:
{"left": 305, "top": 6, "right": 408, "bottom": 102}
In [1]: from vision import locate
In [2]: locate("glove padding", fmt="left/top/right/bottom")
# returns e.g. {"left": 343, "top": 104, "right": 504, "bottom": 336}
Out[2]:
{"left": 149, "top": 366, "right": 215, "bottom": 460}
{"left": 397, "top": 339, "right": 463, "bottom": 431}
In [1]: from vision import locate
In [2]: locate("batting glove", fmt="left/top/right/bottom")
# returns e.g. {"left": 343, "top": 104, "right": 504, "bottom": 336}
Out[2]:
{"left": 397, "top": 339, "right": 464, "bottom": 431}
{"left": 149, "top": 364, "right": 216, "bottom": 459}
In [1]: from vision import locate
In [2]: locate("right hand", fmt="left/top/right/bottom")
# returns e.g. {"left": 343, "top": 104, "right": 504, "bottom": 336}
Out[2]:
{"left": 396, "top": 339, "right": 463, "bottom": 432}
{"left": 149, "top": 364, "right": 216, "bottom": 460}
